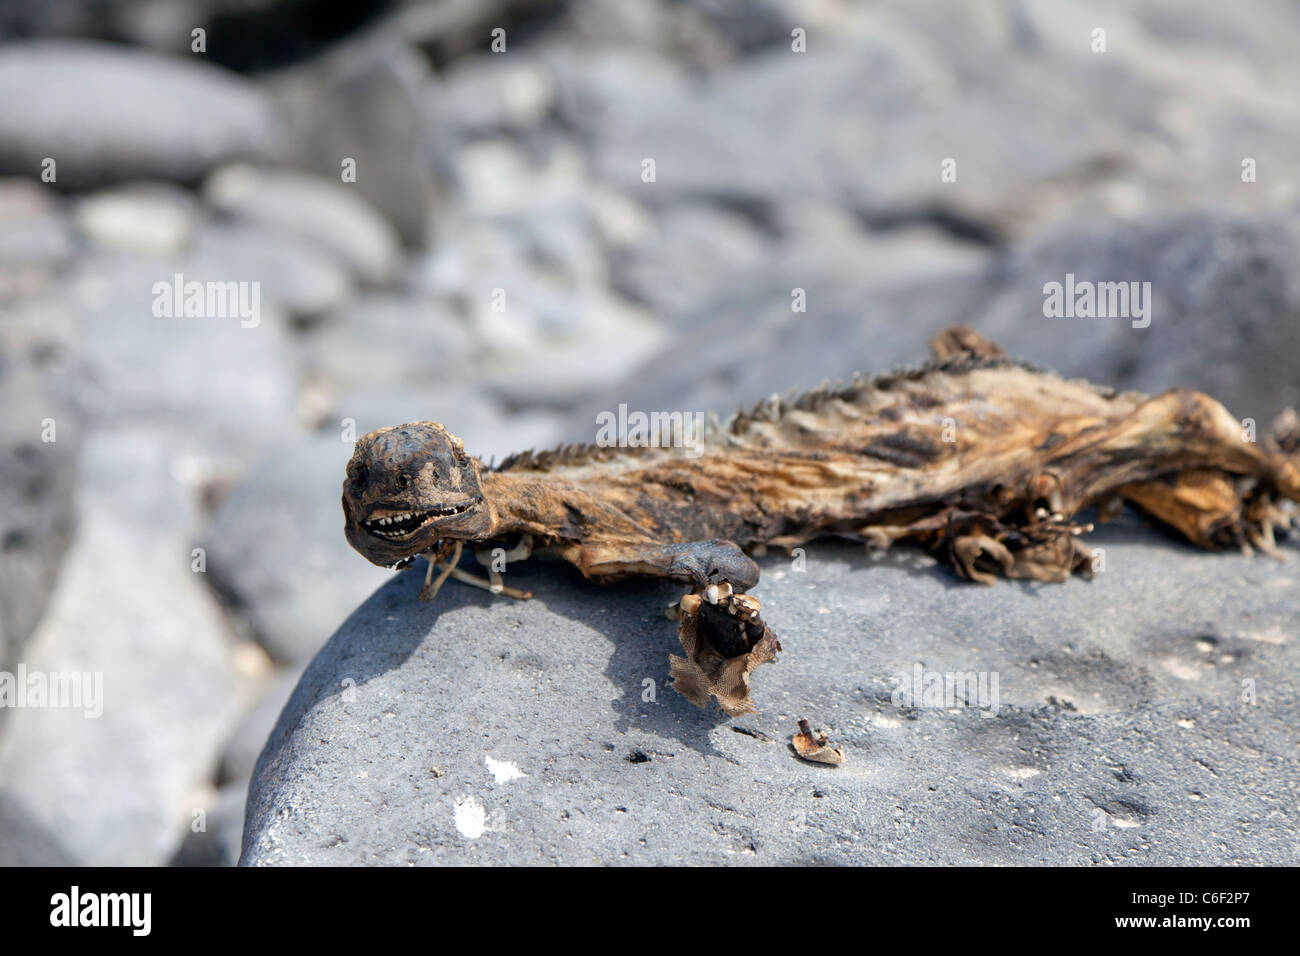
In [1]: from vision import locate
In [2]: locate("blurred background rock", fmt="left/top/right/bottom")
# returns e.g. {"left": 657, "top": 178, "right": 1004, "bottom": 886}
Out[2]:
{"left": 1, "top": 0, "right": 1298, "bottom": 865}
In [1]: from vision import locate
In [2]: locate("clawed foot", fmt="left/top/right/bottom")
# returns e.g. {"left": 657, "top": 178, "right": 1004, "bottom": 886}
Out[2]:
{"left": 670, "top": 581, "right": 781, "bottom": 716}
{"left": 1243, "top": 496, "right": 1295, "bottom": 559}
{"left": 945, "top": 509, "right": 1095, "bottom": 585}
{"left": 951, "top": 532, "right": 1014, "bottom": 585}
{"left": 679, "top": 582, "right": 767, "bottom": 658}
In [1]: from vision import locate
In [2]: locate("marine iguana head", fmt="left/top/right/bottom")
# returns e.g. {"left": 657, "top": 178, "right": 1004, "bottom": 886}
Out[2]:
{"left": 343, "top": 422, "right": 492, "bottom": 567}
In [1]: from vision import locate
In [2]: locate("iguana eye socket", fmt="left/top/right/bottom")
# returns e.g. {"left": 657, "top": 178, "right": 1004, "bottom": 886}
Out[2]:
{"left": 353, "top": 465, "right": 369, "bottom": 487}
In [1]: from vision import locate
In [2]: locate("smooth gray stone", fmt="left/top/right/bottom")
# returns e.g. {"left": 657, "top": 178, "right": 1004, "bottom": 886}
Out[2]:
{"left": 0, "top": 179, "right": 74, "bottom": 299}
{"left": 606, "top": 204, "right": 772, "bottom": 318}
{"left": 0, "top": 294, "right": 81, "bottom": 673}
{"left": 431, "top": 54, "right": 558, "bottom": 142}
{"left": 0, "top": 430, "right": 243, "bottom": 865}
{"left": 218, "top": 669, "right": 305, "bottom": 786}
{"left": 0, "top": 793, "right": 76, "bottom": 865}
{"left": 970, "top": 214, "right": 1300, "bottom": 425}
{"left": 188, "top": 219, "right": 354, "bottom": 321}
{"left": 304, "top": 295, "right": 475, "bottom": 399}
{"left": 562, "top": 250, "right": 994, "bottom": 442}
{"left": 203, "top": 166, "right": 403, "bottom": 285}
{"left": 206, "top": 438, "right": 393, "bottom": 665}
{"left": 283, "top": 46, "right": 434, "bottom": 248}
{"left": 66, "top": 249, "right": 300, "bottom": 461}
{"left": 74, "top": 182, "right": 199, "bottom": 256}
{"left": 170, "top": 782, "right": 250, "bottom": 868}
{"left": 0, "top": 41, "right": 280, "bottom": 190}
{"left": 567, "top": 212, "right": 1300, "bottom": 445}
{"left": 572, "top": 1, "right": 1300, "bottom": 236}
{"left": 242, "top": 515, "right": 1300, "bottom": 865}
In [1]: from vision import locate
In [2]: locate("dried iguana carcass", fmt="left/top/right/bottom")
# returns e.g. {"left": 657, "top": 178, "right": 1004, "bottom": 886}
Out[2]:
{"left": 343, "top": 327, "right": 1300, "bottom": 715}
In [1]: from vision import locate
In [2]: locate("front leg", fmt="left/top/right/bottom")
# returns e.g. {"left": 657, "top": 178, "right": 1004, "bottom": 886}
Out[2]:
{"left": 419, "top": 538, "right": 533, "bottom": 601}
{"left": 567, "top": 536, "right": 778, "bottom": 716}
{"left": 572, "top": 537, "right": 760, "bottom": 591}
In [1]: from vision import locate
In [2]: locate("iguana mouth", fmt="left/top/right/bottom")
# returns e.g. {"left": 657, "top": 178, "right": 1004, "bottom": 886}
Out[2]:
{"left": 364, "top": 503, "right": 473, "bottom": 539}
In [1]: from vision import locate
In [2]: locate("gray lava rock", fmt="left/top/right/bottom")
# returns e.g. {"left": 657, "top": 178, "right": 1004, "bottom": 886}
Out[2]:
{"left": 967, "top": 213, "right": 1300, "bottom": 424}
{"left": 572, "top": 1, "right": 1300, "bottom": 237}
{"left": 0, "top": 430, "right": 243, "bottom": 865}
{"left": 203, "top": 165, "right": 403, "bottom": 285}
{"left": 170, "top": 782, "right": 250, "bottom": 867}
{"left": 0, "top": 179, "right": 74, "bottom": 300}
{"left": 218, "top": 668, "right": 304, "bottom": 786}
{"left": 74, "top": 182, "right": 199, "bottom": 255}
{"left": 483, "top": 322, "right": 668, "bottom": 412}
{"left": 206, "top": 438, "right": 394, "bottom": 665}
{"left": 189, "top": 219, "right": 354, "bottom": 321}
{"left": 279, "top": 43, "right": 434, "bottom": 249}
{"left": 304, "top": 294, "right": 476, "bottom": 399}
{"left": 0, "top": 41, "right": 280, "bottom": 190}
{"left": 564, "top": 232, "right": 993, "bottom": 438}
{"left": 681, "top": 0, "right": 798, "bottom": 53}
{"left": 0, "top": 295, "right": 81, "bottom": 672}
{"left": 67, "top": 249, "right": 300, "bottom": 461}
{"left": 0, "top": 792, "right": 76, "bottom": 865}
{"left": 432, "top": 55, "right": 558, "bottom": 142}
{"left": 574, "top": 212, "right": 1300, "bottom": 442}
{"left": 606, "top": 203, "right": 772, "bottom": 317}
{"left": 577, "top": 31, "right": 1115, "bottom": 234}
{"left": 241, "top": 515, "right": 1300, "bottom": 865}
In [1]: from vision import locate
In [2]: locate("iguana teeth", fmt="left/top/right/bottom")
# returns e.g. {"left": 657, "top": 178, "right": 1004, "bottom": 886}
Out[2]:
{"left": 363, "top": 506, "right": 478, "bottom": 541}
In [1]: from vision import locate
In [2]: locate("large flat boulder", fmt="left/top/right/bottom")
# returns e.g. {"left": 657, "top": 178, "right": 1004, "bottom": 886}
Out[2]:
{"left": 242, "top": 516, "right": 1300, "bottom": 865}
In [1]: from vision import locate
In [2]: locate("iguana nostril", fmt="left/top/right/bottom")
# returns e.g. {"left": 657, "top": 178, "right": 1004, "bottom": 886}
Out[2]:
{"left": 397, "top": 474, "right": 410, "bottom": 489}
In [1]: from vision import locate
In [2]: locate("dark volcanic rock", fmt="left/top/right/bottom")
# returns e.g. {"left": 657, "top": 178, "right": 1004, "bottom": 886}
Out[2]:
{"left": 570, "top": 213, "right": 1300, "bottom": 442}
{"left": 242, "top": 516, "right": 1300, "bottom": 865}
{"left": 969, "top": 214, "right": 1300, "bottom": 424}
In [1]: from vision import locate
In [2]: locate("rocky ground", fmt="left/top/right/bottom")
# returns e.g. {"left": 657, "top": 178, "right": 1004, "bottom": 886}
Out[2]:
{"left": 243, "top": 520, "right": 1300, "bottom": 865}
{"left": 1, "top": 0, "right": 1298, "bottom": 866}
